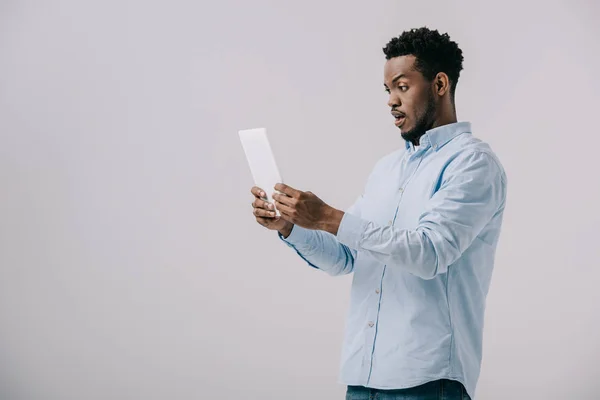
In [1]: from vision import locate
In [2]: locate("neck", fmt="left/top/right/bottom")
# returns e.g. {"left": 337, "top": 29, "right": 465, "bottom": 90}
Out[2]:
{"left": 410, "top": 102, "right": 458, "bottom": 146}
{"left": 413, "top": 109, "right": 457, "bottom": 145}
{"left": 432, "top": 107, "right": 458, "bottom": 129}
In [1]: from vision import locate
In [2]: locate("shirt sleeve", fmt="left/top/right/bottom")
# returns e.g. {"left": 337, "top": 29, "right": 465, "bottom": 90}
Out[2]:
{"left": 278, "top": 193, "right": 364, "bottom": 276}
{"left": 335, "top": 151, "right": 507, "bottom": 279}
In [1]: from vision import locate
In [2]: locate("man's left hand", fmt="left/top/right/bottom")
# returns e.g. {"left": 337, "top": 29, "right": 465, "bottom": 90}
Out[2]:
{"left": 272, "top": 183, "right": 344, "bottom": 235}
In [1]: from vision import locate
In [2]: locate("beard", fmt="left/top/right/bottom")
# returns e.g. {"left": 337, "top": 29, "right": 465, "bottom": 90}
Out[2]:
{"left": 400, "top": 92, "right": 437, "bottom": 145}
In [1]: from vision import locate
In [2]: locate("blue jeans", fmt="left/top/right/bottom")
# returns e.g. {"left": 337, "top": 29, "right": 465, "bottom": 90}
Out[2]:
{"left": 345, "top": 379, "right": 471, "bottom": 400}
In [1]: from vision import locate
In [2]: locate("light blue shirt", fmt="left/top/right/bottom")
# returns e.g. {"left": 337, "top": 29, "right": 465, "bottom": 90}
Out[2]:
{"left": 279, "top": 121, "right": 507, "bottom": 399}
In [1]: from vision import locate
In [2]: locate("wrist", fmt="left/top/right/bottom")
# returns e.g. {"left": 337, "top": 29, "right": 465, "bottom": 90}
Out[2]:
{"left": 278, "top": 222, "right": 294, "bottom": 238}
{"left": 319, "top": 206, "right": 344, "bottom": 235}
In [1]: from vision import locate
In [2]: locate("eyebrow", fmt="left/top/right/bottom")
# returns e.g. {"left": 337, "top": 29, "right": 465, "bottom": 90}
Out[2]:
{"left": 384, "top": 73, "right": 408, "bottom": 87}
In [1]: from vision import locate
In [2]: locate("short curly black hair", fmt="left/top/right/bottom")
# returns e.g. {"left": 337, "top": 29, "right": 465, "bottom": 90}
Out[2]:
{"left": 383, "top": 27, "right": 464, "bottom": 98}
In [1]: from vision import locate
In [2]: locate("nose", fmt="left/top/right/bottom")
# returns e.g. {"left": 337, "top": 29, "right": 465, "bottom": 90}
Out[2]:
{"left": 388, "top": 93, "right": 400, "bottom": 108}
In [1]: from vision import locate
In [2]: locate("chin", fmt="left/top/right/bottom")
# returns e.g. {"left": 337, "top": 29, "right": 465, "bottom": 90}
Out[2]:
{"left": 399, "top": 126, "right": 413, "bottom": 136}
{"left": 400, "top": 128, "right": 418, "bottom": 143}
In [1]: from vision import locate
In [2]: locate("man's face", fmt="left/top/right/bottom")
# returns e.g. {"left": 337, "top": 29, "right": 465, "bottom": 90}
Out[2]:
{"left": 383, "top": 55, "right": 437, "bottom": 144}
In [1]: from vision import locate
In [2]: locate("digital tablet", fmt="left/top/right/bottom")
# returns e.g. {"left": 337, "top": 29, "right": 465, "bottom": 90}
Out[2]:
{"left": 238, "top": 127, "right": 283, "bottom": 216}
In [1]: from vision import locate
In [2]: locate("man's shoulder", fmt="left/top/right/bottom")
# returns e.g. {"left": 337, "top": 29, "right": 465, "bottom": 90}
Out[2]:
{"left": 445, "top": 134, "right": 507, "bottom": 182}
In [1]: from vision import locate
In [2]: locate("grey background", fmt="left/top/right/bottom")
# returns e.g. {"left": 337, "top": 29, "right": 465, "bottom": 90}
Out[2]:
{"left": 1, "top": 0, "right": 599, "bottom": 399}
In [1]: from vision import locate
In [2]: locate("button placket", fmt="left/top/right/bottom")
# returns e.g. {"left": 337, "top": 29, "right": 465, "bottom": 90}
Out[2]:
{"left": 391, "top": 151, "right": 425, "bottom": 224}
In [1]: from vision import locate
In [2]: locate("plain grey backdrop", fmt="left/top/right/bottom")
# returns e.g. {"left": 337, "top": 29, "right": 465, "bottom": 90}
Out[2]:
{"left": 1, "top": 0, "right": 599, "bottom": 399}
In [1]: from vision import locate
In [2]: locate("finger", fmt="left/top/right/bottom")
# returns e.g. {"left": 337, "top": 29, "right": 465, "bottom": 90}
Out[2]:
{"left": 274, "top": 183, "right": 299, "bottom": 198}
{"left": 253, "top": 207, "right": 277, "bottom": 218}
{"left": 251, "top": 186, "right": 267, "bottom": 199}
{"left": 277, "top": 207, "right": 294, "bottom": 223}
{"left": 255, "top": 216, "right": 270, "bottom": 227}
{"left": 272, "top": 192, "right": 296, "bottom": 206}
{"left": 252, "top": 198, "right": 275, "bottom": 210}
{"left": 274, "top": 200, "right": 295, "bottom": 216}
{"left": 256, "top": 215, "right": 281, "bottom": 226}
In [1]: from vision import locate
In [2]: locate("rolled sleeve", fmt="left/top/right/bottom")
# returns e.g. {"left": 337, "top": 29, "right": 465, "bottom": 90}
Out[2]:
{"left": 336, "top": 211, "right": 369, "bottom": 251}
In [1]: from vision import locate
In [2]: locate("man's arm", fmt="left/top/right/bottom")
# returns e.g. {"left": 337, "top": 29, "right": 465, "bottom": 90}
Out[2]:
{"left": 333, "top": 151, "right": 506, "bottom": 279}
{"left": 277, "top": 151, "right": 506, "bottom": 279}
{"left": 277, "top": 194, "right": 364, "bottom": 276}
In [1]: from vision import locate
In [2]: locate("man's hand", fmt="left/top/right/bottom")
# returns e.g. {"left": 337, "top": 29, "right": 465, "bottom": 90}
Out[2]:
{"left": 272, "top": 183, "right": 345, "bottom": 235}
{"left": 251, "top": 186, "right": 293, "bottom": 237}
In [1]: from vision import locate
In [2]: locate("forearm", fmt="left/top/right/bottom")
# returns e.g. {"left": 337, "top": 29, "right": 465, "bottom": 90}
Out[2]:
{"left": 279, "top": 224, "right": 356, "bottom": 276}
{"left": 318, "top": 207, "right": 345, "bottom": 236}
{"left": 336, "top": 214, "right": 442, "bottom": 279}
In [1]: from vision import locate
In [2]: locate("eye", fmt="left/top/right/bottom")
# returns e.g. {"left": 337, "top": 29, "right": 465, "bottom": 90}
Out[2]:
{"left": 384, "top": 87, "right": 390, "bottom": 94}
{"left": 399, "top": 85, "right": 408, "bottom": 92}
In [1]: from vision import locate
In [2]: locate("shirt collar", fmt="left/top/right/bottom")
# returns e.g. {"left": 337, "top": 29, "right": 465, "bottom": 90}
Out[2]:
{"left": 405, "top": 121, "right": 471, "bottom": 152}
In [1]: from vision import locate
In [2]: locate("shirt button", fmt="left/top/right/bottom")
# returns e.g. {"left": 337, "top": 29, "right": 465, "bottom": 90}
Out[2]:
{"left": 398, "top": 187, "right": 403, "bottom": 192}
{"left": 368, "top": 321, "right": 374, "bottom": 327}
{"left": 388, "top": 220, "right": 392, "bottom": 225}
{"left": 375, "top": 289, "right": 380, "bottom": 294}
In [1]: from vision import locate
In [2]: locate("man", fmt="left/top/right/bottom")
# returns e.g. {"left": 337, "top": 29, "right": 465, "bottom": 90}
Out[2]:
{"left": 250, "top": 27, "right": 506, "bottom": 400}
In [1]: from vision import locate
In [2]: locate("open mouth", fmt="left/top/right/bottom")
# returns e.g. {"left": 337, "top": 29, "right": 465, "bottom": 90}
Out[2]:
{"left": 391, "top": 110, "right": 406, "bottom": 127}
{"left": 394, "top": 115, "right": 406, "bottom": 127}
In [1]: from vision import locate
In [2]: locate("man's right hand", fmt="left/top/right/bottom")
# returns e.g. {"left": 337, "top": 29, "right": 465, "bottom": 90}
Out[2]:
{"left": 251, "top": 186, "right": 294, "bottom": 238}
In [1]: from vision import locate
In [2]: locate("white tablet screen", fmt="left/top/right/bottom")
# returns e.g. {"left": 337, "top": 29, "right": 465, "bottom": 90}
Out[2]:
{"left": 238, "top": 127, "right": 283, "bottom": 215}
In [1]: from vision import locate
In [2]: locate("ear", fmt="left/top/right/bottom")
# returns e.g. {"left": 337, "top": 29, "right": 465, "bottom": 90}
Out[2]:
{"left": 434, "top": 72, "right": 450, "bottom": 97}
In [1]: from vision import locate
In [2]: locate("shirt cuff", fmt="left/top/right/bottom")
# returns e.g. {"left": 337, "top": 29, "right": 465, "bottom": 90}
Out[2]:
{"left": 278, "top": 224, "right": 311, "bottom": 246}
{"left": 336, "top": 212, "right": 369, "bottom": 250}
